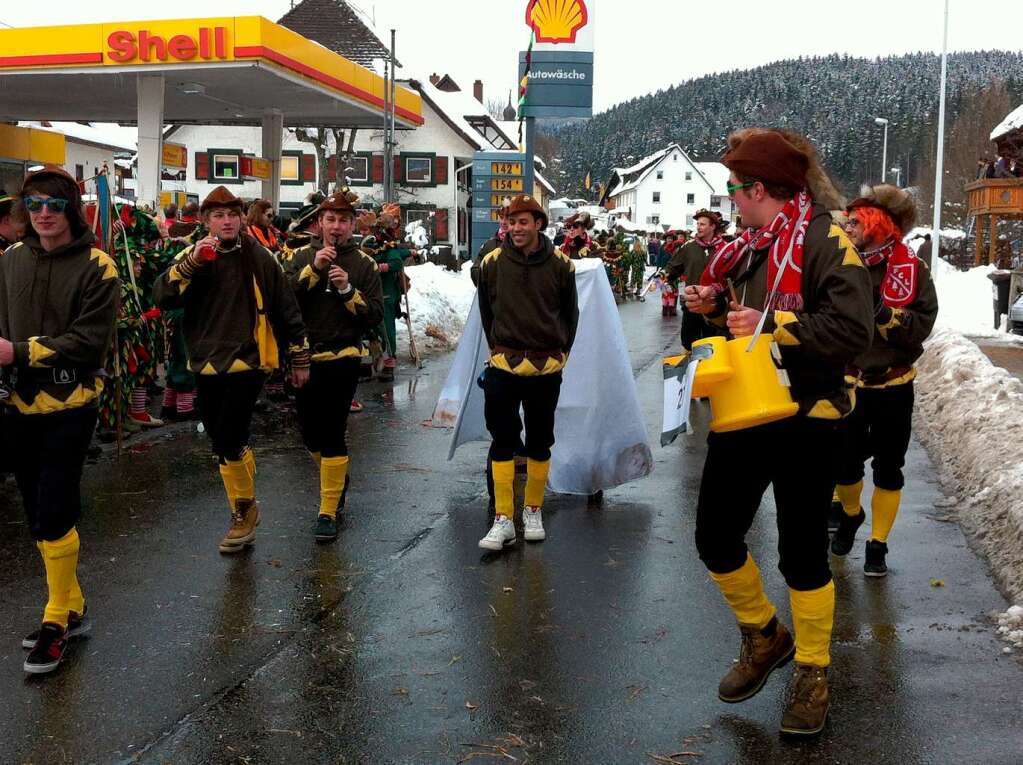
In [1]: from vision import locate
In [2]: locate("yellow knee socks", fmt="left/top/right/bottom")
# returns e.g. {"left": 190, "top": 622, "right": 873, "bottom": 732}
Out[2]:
{"left": 525, "top": 458, "right": 550, "bottom": 508}
{"left": 219, "top": 448, "right": 256, "bottom": 510}
{"left": 789, "top": 581, "right": 835, "bottom": 667}
{"left": 38, "top": 528, "right": 81, "bottom": 628}
{"left": 708, "top": 553, "right": 776, "bottom": 629}
{"left": 491, "top": 460, "right": 515, "bottom": 519}
{"left": 836, "top": 480, "right": 863, "bottom": 517}
{"left": 320, "top": 456, "right": 349, "bottom": 519}
{"left": 870, "top": 487, "right": 902, "bottom": 543}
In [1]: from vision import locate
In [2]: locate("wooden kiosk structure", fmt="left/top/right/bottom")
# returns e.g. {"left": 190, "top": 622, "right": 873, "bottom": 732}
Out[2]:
{"left": 969, "top": 103, "right": 1023, "bottom": 266}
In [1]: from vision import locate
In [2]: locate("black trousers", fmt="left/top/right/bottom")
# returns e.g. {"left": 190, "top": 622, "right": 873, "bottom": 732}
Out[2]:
{"left": 837, "top": 382, "right": 914, "bottom": 491}
{"left": 5, "top": 407, "right": 97, "bottom": 541}
{"left": 295, "top": 357, "right": 361, "bottom": 458}
{"left": 195, "top": 371, "right": 266, "bottom": 462}
{"left": 680, "top": 307, "right": 708, "bottom": 351}
{"left": 694, "top": 416, "right": 839, "bottom": 591}
{"left": 483, "top": 368, "right": 562, "bottom": 463}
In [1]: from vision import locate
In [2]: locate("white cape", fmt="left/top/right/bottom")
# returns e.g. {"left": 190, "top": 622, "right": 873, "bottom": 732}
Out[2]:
{"left": 432, "top": 258, "right": 653, "bottom": 495}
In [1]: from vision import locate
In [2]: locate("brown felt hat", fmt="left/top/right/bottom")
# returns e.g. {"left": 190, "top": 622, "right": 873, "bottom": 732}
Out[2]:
{"left": 21, "top": 164, "right": 81, "bottom": 200}
{"left": 564, "top": 211, "right": 594, "bottom": 230}
{"left": 317, "top": 189, "right": 359, "bottom": 216}
{"left": 200, "top": 185, "right": 244, "bottom": 214}
{"left": 723, "top": 131, "right": 809, "bottom": 191}
{"left": 693, "top": 208, "right": 726, "bottom": 231}
{"left": 506, "top": 194, "right": 548, "bottom": 228}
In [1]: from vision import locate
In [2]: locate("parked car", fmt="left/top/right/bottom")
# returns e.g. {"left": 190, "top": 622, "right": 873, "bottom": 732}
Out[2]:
{"left": 1010, "top": 293, "right": 1023, "bottom": 335}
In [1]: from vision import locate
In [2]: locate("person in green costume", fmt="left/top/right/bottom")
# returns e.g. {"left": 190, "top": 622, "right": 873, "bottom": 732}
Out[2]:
{"left": 371, "top": 206, "right": 409, "bottom": 383}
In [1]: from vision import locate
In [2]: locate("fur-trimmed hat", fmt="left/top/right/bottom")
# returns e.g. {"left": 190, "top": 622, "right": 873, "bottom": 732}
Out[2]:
{"left": 200, "top": 185, "right": 243, "bottom": 214}
{"left": 692, "top": 208, "right": 727, "bottom": 231}
{"left": 846, "top": 184, "right": 917, "bottom": 235}
{"left": 564, "top": 211, "right": 594, "bottom": 230}
{"left": 506, "top": 194, "right": 548, "bottom": 228}
{"left": 356, "top": 210, "right": 377, "bottom": 230}
{"left": 724, "top": 128, "right": 846, "bottom": 210}
{"left": 378, "top": 203, "right": 401, "bottom": 232}
{"left": 317, "top": 189, "right": 359, "bottom": 216}
{"left": 21, "top": 164, "right": 82, "bottom": 202}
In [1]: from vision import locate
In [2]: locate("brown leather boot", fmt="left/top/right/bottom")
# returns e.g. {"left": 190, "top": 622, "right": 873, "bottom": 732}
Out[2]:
{"left": 718, "top": 616, "right": 795, "bottom": 702}
{"left": 780, "top": 663, "right": 830, "bottom": 736}
{"left": 219, "top": 499, "right": 260, "bottom": 553}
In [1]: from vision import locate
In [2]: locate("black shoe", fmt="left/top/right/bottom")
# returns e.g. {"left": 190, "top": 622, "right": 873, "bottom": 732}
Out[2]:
{"left": 827, "top": 501, "right": 844, "bottom": 534}
{"left": 160, "top": 406, "right": 178, "bottom": 422}
{"left": 315, "top": 514, "right": 338, "bottom": 543}
{"left": 23, "top": 623, "right": 68, "bottom": 674}
{"left": 23, "top": 608, "right": 90, "bottom": 649}
{"left": 830, "top": 508, "right": 864, "bottom": 556}
{"left": 147, "top": 381, "right": 165, "bottom": 396}
{"left": 864, "top": 540, "right": 889, "bottom": 577}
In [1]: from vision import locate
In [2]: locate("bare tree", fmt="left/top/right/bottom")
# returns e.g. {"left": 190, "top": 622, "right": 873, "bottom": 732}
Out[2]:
{"left": 293, "top": 127, "right": 361, "bottom": 194}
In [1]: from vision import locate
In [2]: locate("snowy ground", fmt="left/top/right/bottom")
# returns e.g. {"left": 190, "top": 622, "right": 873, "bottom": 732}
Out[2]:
{"left": 394, "top": 261, "right": 476, "bottom": 357}
{"left": 910, "top": 241, "right": 1023, "bottom": 650}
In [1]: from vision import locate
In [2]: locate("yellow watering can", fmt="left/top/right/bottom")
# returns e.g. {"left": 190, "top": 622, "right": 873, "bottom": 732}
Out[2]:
{"left": 690, "top": 335, "right": 798, "bottom": 433}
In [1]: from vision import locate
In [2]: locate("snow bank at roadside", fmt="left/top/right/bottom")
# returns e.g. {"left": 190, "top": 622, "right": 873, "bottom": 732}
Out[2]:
{"left": 914, "top": 326, "right": 1023, "bottom": 646}
{"left": 395, "top": 261, "right": 476, "bottom": 356}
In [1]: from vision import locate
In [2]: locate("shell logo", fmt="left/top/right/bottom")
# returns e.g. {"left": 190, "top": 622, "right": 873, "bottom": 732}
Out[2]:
{"left": 525, "top": 0, "right": 589, "bottom": 45}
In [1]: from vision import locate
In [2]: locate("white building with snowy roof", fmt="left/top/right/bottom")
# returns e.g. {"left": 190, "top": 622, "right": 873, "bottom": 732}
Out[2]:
{"left": 599, "top": 143, "right": 735, "bottom": 231}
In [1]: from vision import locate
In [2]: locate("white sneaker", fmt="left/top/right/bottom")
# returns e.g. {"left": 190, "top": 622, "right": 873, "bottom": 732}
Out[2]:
{"left": 523, "top": 506, "right": 546, "bottom": 541}
{"left": 479, "top": 515, "right": 516, "bottom": 550}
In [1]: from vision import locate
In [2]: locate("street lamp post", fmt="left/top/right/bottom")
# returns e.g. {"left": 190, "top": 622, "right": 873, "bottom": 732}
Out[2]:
{"left": 890, "top": 166, "right": 902, "bottom": 187}
{"left": 874, "top": 117, "right": 889, "bottom": 184}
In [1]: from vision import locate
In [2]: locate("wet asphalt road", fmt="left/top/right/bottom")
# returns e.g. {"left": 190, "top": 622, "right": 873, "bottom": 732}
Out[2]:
{"left": 1, "top": 298, "right": 1022, "bottom": 765}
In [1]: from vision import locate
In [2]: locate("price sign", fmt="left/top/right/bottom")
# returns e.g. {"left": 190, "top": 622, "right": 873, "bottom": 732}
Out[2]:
{"left": 491, "top": 178, "right": 524, "bottom": 192}
{"left": 491, "top": 161, "right": 523, "bottom": 176}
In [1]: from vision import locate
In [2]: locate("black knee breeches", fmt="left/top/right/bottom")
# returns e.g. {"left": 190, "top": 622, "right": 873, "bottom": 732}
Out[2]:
{"left": 294, "top": 357, "right": 361, "bottom": 458}
{"left": 837, "top": 382, "right": 914, "bottom": 491}
{"left": 483, "top": 368, "right": 562, "bottom": 463}
{"left": 195, "top": 371, "right": 266, "bottom": 462}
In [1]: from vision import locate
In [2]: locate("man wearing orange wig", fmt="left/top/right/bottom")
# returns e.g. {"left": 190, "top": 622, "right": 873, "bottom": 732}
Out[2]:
{"left": 832, "top": 185, "right": 937, "bottom": 575}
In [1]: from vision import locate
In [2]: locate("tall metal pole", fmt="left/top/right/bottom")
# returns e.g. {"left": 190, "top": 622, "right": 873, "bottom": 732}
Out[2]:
{"left": 382, "top": 58, "right": 390, "bottom": 202}
{"left": 881, "top": 121, "right": 888, "bottom": 185}
{"left": 525, "top": 116, "right": 536, "bottom": 204}
{"left": 932, "top": 0, "right": 950, "bottom": 273}
{"left": 389, "top": 29, "right": 397, "bottom": 205}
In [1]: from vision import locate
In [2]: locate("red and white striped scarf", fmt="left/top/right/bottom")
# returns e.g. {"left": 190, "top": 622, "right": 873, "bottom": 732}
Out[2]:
{"left": 862, "top": 238, "right": 919, "bottom": 308}
{"left": 702, "top": 191, "right": 814, "bottom": 312}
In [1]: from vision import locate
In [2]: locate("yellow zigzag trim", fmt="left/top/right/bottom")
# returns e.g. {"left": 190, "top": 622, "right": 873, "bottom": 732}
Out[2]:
{"left": 90, "top": 248, "right": 118, "bottom": 280}
{"left": 8, "top": 379, "right": 102, "bottom": 415}
{"left": 299, "top": 264, "right": 320, "bottom": 289}
{"left": 27, "top": 337, "right": 57, "bottom": 368}
{"left": 772, "top": 310, "right": 800, "bottom": 346}
{"left": 344, "top": 289, "right": 368, "bottom": 315}
{"left": 828, "top": 225, "right": 865, "bottom": 268}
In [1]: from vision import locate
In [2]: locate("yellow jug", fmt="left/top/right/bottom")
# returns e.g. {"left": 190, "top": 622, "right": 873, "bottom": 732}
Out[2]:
{"left": 691, "top": 335, "right": 798, "bottom": 433}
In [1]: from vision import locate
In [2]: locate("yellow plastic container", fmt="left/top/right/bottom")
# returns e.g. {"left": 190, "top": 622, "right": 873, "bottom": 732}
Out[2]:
{"left": 691, "top": 335, "right": 799, "bottom": 432}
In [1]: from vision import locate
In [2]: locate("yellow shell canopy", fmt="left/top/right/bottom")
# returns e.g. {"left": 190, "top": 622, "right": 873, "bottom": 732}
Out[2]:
{"left": 527, "top": 0, "right": 589, "bottom": 44}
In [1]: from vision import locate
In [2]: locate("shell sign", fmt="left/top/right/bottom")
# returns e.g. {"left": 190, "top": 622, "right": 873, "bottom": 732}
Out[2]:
{"left": 525, "top": 0, "right": 589, "bottom": 45}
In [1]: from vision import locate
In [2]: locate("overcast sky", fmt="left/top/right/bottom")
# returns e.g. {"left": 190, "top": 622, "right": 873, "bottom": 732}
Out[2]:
{"left": 1, "top": 1, "right": 1019, "bottom": 113}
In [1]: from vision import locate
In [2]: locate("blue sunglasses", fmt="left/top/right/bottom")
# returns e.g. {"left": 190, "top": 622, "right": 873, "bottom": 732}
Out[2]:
{"left": 24, "top": 196, "right": 70, "bottom": 214}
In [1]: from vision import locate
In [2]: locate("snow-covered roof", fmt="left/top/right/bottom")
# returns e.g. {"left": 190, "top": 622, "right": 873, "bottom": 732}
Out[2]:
{"left": 415, "top": 79, "right": 516, "bottom": 151}
{"left": 693, "top": 162, "right": 730, "bottom": 196}
{"left": 535, "top": 170, "right": 555, "bottom": 195}
{"left": 616, "top": 147, "right": 672, "bottom": 177}
{"left": 992, "top": 104, "right": 1023, "bottom": 142}
{"left": 20, "top": 121, "right": 137, "bottom": 153}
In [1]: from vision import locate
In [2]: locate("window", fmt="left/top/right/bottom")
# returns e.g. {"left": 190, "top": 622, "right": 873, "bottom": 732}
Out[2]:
{"left": 405, "top": 157, "right": 432, "bottom": 184}
{"left": 711, "top": 195, "right": 723, "bottom": 208}
{"left": 685, "top": 171, "right": 692, "bottom": 181}
{"left": 656, "top": 170, "right": 664, "bottom": 180}
{"left": 75, "top": 164, "right": 84, "bottom": 181}
{"left": 652, "top": 192, "right": 661, "bottom": 203}
{"left": 646, "top": 215, "right": 660, "bottom": 225}
{"left": 212, "top": 153, "right": 240, "bottom": 181}
{"left": 673, "top": 154, "right": 678, "bottom": 161}
{"left": 404, "top": 208, "right": 434, "bottom": 237}
{"left": 346, "top": 155, "right": 369, "bottom": 183}
{"left": 281, "top": 154, "right": 301, "bottom": 183}
{"left": 687, "top": 193, "right": 695, "bottom": 204}
{"left": 686, "top": 215, "right": 694, "bottom": 226}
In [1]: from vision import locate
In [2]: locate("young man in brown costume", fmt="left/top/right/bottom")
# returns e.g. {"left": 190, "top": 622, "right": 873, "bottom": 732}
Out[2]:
{"left": 476, "top": 194, "right": 578, "bottom": 550}
{"left": 666, "top": 208, "right": 727, "bottom": 348}
{"left": 0, "top": 166, "right": 118, "bottom": 673}
{"left": 684, "top": 129, "right": 873, "bottom": 735}
{"left": 286, "top": 190, "right": 383, "bottom": 542}
{"left": 832, "top": 185, "right": 938, "bottom": 576}
{"left": 154, "top": 186, "right": 310, "bottom": 553}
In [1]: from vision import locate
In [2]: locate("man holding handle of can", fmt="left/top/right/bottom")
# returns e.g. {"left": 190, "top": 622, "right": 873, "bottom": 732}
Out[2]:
{"left": 683, "top": 129, "right": 873, "bottom": 736}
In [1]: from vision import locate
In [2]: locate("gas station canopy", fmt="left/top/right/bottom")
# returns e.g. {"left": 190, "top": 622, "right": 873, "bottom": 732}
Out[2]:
{"left": 0, "top": 16, "right": 423, "bottom": 128}
{"left": 0, "top": 16, "right": 422, "bottom": 208}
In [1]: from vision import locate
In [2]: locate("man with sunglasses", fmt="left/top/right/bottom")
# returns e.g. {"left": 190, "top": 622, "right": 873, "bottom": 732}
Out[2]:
{"left": 0, "top": 166, "right": 118, "bottom": 674}
{"left": 154, "top": 186, "right": 310, "bottom": 554}
{"left": 557, "top": 211, "right": 595, "bottom": 260}
{"left": 832, "top": 185, "right": 937, "bottom": 576}
{"left": 683, "top": 129, "right": 873, "bottom": 736}
{"left": 666, "top": 209, "right": 728, "bottom": 349}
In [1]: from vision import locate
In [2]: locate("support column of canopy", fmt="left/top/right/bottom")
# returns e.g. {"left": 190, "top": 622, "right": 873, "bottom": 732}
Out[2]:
{"left": 261, "top": 110, "right": 284, "bottom": 211}
{"left": 136, "top": 73, "right": 165, "bottom": 211}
